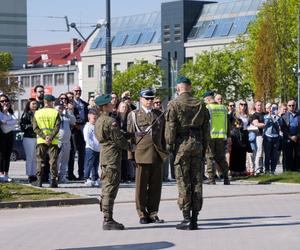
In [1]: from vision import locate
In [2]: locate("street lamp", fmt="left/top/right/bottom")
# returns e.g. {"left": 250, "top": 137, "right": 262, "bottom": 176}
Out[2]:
{"left": 297, "top": 7, "right": 300, "bottom": 107}
{"left": 17, "top": 80, "right": 23, "bottom": 121}
{"left": 154, "top": 55, "right": 177, "bottom": 99}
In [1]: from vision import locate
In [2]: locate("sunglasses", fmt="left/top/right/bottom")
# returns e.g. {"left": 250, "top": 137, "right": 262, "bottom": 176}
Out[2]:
{"left": 144, "top": 97, "right": 154, "bottom": 101}
{"left": 240, "top": 103, "right": 247, "bottom": 106}
{"left": 74, "top": 90, "right": 81, "bottom": 93}
{"left": 60, "top": 97, "right": 67, "bottom": 100}
{"left": 229, "top": 105, "right": 235, "bottom": 107}
{"left": 288, "top": 105, "right": 295, "bottom": 107}
{"left": 37, "top": 91, "right": 44, "bottom": 93}
{"left": 0, "top": 99, "right": 9, "bottom": 103}
{"left": 154, "top": 101, "right": 161, "bottom": 104}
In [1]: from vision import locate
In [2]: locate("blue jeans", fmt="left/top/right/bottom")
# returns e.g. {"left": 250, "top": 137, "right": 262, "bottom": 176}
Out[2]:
{"left": 263, "top": 136, "right": 279, "bottom": 173}
{"left": 84, "top": 148, "right": 99, "bottom": 181}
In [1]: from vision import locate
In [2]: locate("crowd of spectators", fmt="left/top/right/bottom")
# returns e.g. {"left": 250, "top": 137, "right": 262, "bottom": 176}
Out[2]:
{"left": 0, "top": 84, "right": 300, "bottom": 184}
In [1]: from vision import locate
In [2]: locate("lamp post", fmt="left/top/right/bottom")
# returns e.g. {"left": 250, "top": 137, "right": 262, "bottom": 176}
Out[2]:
{"left": 105, "top": 0, "right": 112, "bottom": 94}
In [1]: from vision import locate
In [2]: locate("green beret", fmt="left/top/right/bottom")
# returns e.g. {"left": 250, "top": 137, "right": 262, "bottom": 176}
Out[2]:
{"left": 95, "top": 94, "right": 112, "bottom": 106}
{"left": 176, "top": 76, "right": 191, "bottom": 85}
{"left": 44, "top": 95, "right": 56, "bottom": 102}
{"left": 202, "top": 90, "right": 215, "bottom": 98}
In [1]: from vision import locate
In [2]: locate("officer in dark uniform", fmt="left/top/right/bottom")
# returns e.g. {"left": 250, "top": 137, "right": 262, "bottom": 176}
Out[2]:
{"left": 165, "top": 76, "right": 210, "bottom": 230}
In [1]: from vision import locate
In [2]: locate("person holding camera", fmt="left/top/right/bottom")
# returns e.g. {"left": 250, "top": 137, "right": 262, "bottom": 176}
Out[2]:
{"left": 55, "top": 95, "right": 76, "bottom": 183}
{"left": 263, "top": 103, "right": 282, "bottom": 174}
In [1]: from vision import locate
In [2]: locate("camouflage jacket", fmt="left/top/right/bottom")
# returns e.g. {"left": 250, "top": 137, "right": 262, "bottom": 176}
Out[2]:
{"left": 165, "top": 92, "right": 210, "bottom": 150}
{"left": 95, "top": 113, "right": 130, "bottom": 165}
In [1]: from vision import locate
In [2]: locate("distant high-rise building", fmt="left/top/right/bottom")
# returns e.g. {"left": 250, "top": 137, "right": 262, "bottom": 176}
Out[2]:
{"left": 0, "top": 0, "right": 27, "bottom": 68}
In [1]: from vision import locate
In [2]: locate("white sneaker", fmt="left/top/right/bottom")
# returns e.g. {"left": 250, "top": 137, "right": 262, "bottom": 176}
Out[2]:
{"left": 93, "top": 179, "right": 100, "bottom": 187}
{"left": 84, "top": 179, "right": 94, "bottom": 187}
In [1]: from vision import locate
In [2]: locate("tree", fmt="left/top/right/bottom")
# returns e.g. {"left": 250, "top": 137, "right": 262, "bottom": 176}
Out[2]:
{"left": 180, "top": 45, "right": 252, "bottom": 102}
{"left": 112, "top": 60, "right": 163, "bottom": 101}
{"left": 0, "top": 52, "right": 19, "bottom": 98}
{"left": 244, "top": 0, "right": 300, "bottom": 102}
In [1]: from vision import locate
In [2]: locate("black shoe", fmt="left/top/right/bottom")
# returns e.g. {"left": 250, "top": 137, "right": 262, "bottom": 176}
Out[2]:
{"left": 77, "top": 175, "right": 85, "bottom": 181}
{"left": 139, "top": 217, "right": 151, "bottom": 224}
{"left": 176, "top": 219, "right": 191, "bottom": 230}
{"left": 224, "top": 179, "right": 230, "bottom": 185}
{"left": 149, "top": 216, "right": 164, "bottom": 223}
{"left": 204, "top": 179, "right": 216, "bottom": 185}
{"left": 103, "top": 218, "right": 125, "bottom": 230}
{"left": 50, "top": 179, "right": 58, "bottom": 188}
{"left": 67, "top": 174, "right": 77, "bottom": 181}
{"left": 31, "top": 178, "right": 42, "bottom": 187}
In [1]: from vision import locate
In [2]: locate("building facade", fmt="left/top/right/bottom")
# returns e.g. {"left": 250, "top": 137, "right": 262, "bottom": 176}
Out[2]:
{"left": 81, "top": 0, "right": 265, "bottom": 100}
{"left": 0, "top": 0, "right": 27, "bottom": 68}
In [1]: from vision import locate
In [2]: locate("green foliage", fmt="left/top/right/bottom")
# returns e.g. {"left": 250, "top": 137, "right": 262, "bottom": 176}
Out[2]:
{"left": 0, "top": 52, "right": 13, "bottom": 71}
{"left": 244, "top": 0, "right": 300, "bottom": 102}
{"left": 112, "top": 61, "right": 163, "bottom": 101}
{"left": 0, "top": 51, "right": 19, "bottom": 98}
{"left": 180, "top": 45, "right": 252, "bottom": 102}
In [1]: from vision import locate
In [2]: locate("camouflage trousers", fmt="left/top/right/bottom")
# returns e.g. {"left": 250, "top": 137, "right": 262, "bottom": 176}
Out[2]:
{"left": 206, "top": 139, "right": 229, "bottom": 180}
{"left": 100, "top": 164, "right": 121, "bottom": 219}
{"left": 36, "top": 143, "right": 58, "bottom": 180}
{"left": 174, "top": 138, "right": 204, "bottom": 212}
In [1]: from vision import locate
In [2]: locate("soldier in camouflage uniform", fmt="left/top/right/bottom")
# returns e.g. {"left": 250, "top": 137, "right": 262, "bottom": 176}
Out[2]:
{"left": 165, "top": 76, "right": 210, "bottom": 230}
{"left": 94, "top": 94, "right": 134, "bottom": 230}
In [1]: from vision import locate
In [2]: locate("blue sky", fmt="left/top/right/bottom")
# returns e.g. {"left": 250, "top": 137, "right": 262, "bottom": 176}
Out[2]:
{"left": 27, "top": 0, "right": 230, "bottom": 46}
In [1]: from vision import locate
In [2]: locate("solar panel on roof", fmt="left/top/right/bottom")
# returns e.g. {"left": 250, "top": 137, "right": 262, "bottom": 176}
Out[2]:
{"left": 203, "top": 24, "right": 217, "bottom": 38}
{"left": 214, "top": 22, "right": 233, "bottom": 37}
{"left": 139, "top": 30, "right": 156, "bottom": 44}
{"left": 112, "top": 32, "right": 128, "bottom": 47}
{"left": 125, "top": 32, "right": 141, "bottom": 45}
{"left": 90, "top": 36, "right": 101, "bottom": 49}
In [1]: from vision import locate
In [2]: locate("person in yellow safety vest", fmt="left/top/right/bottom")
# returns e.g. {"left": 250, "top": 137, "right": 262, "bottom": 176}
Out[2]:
{"left": 32, "top": 94, "right": 61, "bottom": 188}
{"left": 203, "top": 91, "right": 231, "bottom": 185}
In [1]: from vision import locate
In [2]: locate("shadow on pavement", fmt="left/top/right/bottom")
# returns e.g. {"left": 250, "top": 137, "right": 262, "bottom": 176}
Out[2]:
{"left": 59, "top": 241, "right": 174, "bottom": 250}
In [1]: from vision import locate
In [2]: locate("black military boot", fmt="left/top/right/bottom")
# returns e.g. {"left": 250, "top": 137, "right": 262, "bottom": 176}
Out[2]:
{"left": 190, "top": 211, "right": 199, "bottom": 230}
{"left": 50, "top": 179, "right": 58, "bottom": 188}
{"left": 31, "top": 177, "right": 42, "bottom": 187}
{"left": 176, "top": 211, "right": 191, "bottom": 230}
{"left": 103, "top": 218, "right": 125, "bottom": 230}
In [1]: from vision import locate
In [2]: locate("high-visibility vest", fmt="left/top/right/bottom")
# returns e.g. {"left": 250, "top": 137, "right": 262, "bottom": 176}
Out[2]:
{"left": 34, "top": 108, "right": 59, "bottom": 145}
{"left": 207, "top": 103, "right": 228, "bottom": 139}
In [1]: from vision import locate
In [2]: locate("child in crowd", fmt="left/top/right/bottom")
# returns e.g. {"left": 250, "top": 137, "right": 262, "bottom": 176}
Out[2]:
{"left": 83, "top": 109, "right": 100, "bottom": 186}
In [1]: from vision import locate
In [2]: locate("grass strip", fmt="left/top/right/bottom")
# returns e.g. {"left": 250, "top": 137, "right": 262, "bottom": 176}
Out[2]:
{"left": 0, "top": 183, "right": 78, "bottom": 202}
{"left": 235, "top": 171, "right": 300, "bottom": 184}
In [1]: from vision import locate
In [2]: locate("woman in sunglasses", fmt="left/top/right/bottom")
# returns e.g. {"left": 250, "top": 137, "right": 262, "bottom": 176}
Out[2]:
{"left": 0, "top": 94, "right": 18, "bottom": 182}
{"left": 229, "top": 100, "right": 252, "bottom": 177}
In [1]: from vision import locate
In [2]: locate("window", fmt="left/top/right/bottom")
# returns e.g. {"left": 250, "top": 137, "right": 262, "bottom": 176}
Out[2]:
{"left": 127, "top": 62, "right": 134, "bottom": 68}
{"left": 43, "top": 74, "right": 53, "bottom": 86}
{"left": 155, "top": 60, "right": 162, "bottom": 67}
{"left": 185, "top": 57, "right": 193, "bottom": 63}
{"left": 114, "top": 63, "right": 121, "bottom": 71}
{"left": 126, "top": 32, "right": 141, "bottom": 45}
{"left": 101, "top": 64, "right": 106, "bottom": 76}
{"left": 67, "top": 73, "right": 74, "bottom": 85}
{"left": 88, "top": 65, "right": 94, "bottom": 78}
{"left": 31, "top": 75, "right": 41, "bottom": 87}
{"left": 20, "top": 76, "right": 30, "bottom": 87}
{"left": 54, "top": 74, "right": 64, "bottom": 86}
